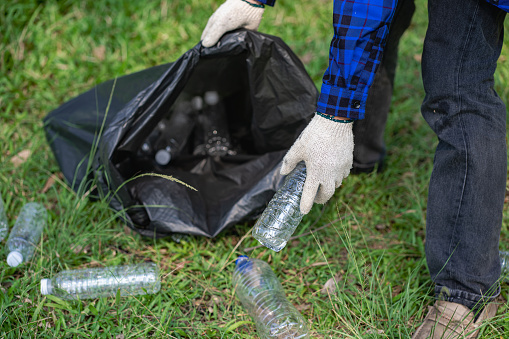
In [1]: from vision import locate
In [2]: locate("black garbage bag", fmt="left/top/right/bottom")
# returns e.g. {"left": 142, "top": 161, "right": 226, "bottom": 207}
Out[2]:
{"left": 44, "top": 30, "right": 318, "bottom": 238}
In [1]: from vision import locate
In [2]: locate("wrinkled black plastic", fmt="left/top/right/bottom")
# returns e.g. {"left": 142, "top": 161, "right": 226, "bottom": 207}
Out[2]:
{"left": 44, "top": 30, "right": 318, "bottom": 238}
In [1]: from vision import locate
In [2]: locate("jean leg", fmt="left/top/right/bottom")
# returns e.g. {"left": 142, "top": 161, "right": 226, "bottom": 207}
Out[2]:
{"left": 352, "top": 0, "right": 415, "bottom": 171}
{"left": 421, "top": 0, "right": 507, "bottom": 311}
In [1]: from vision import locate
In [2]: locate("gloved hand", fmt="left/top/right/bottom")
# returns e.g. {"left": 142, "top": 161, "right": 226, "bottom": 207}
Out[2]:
{"left": 201, "top": 0, "right": 265, "bottom": 48}
{"left": 280, "top": 114, "right": 354, "bottom": 214}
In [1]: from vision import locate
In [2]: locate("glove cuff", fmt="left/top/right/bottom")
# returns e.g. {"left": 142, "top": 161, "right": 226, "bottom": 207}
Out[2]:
{"left": 310, "top": 114, "right": 353, "bottom": 139}
{"left": 316, "top": 111, "right": 354, "bottom": 123}
{"left": 240, "top": 0, "right": 265, "bottom": 8}
{"left": 236, "top": 0, "right": 265, "bottom": 22}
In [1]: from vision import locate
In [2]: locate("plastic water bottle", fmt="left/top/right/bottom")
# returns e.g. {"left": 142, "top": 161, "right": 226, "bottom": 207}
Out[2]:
{"left": 140, "top": 127, "right": 161, "bottom": 156}
{"left": 0, "top": 193, "right": 8, "bottom": 242}
{"left": 500, "top": 251, "right": 509, "bottom": 280}
{"left": 233, "top": 256, "right": 309, "bottom": 339}
{"left": 154, "top": 101, "right": 197, "bottom": 166}
{"left": 6, "top": 202, "right": 47, "bottom": 267}
{"left": 40, "top": 263, "right": 161, "bottom": 300}
{"left": 202, "top": 91, "right": 232, "bottom": 157}
{"left": 252, "top": 161, "right": 306, "bottom": 252}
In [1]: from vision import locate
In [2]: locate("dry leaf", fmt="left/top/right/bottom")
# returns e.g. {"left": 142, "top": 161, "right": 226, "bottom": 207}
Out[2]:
{"left": 294, "top": 304, "right": 310, "bottom": 311}
{"left": 365, "top": 329, "right": 385, "bottom": 335}
{"left": 394, "top": 209, "right": 416, "bottom": 218}
{"left": 301, "top": 52, "right": 313, "bottom": 65}
{"left": 10, "top": 149, "right": 31, "bottom": 167}
{"left": 71, "top": 244, "right": 91, "bottom": 254}
{"left": 320, "top": 275, "right": 339, "bottom": 295}
{"left": 93, "top": 45, "right": 106, "bottom": 61}
{"left": 41, "top": 173, "right": 63, "bottom": 194}
{"left": 41, "top": 175, "right": 56, "bottom": 193}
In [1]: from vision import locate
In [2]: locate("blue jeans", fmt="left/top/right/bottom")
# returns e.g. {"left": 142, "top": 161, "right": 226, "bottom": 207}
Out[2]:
{"left": 421, "top": 0, "right": 507, "bottom": 312}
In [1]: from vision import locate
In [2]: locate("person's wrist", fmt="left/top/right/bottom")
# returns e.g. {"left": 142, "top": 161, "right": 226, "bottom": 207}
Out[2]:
{"left": 241, "top": 0, "right": 264, "bottom": 7}
{"left": 316, "top": 112, "right": 354, "bottom": 123}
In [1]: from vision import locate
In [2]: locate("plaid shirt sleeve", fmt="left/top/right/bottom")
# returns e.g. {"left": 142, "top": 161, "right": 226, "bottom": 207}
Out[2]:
{"left": 317, "top": 0, "right": 398, "bottom": 120}
{"left": 485, "top": 0, "right": 509, "bottom": 11}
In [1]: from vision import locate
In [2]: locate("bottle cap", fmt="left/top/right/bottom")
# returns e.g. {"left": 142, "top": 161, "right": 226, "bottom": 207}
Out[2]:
{"left": 40, "top": 279, "right": 51, "bottom": 295}
{"left": 191, "top": 96, "right": 203, "bottom": 110}
{"left": 235, "top": 255, "right": 248, "bottom": 264}
{"left": 155, "top": 149, "right": 172, "bottom": 165}
{"left": 235, "top": 255, "right": 252, "bottom": 271}
{"left": 204, "top": 91, "right": 219, "bottom": 106}
{"left": 141, "top": 143, "right": 150, "bottom": 153}
{"left": 157, "top": 120, "right": 167, "bottom": 131}
{"left": 7, "top": 251, "right": 23, "bottom": 267}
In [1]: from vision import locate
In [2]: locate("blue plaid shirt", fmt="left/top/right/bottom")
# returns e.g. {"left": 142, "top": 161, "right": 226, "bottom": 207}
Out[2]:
{"left": 259, "top": 0, "right": 509, "bottom": 120}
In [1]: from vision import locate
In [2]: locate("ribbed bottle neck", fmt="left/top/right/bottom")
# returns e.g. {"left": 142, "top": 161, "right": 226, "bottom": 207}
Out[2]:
{"left": 40, "top": 279, "right": 52, "bottom": 295}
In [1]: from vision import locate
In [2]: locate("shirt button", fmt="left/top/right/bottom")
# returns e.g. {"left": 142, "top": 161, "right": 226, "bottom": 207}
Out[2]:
{"left": 351, "top": 100, "right": 361, "bottom": 109}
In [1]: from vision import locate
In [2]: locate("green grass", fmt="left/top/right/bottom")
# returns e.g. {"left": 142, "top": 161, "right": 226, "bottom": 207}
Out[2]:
{"left": 1, "top": 0, "right": 509, "bottom": 338}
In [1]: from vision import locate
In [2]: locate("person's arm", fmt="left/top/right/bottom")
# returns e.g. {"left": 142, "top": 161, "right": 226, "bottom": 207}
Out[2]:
{"left": 317, "top": 0, "right": 398, "bottom": 120}
{"left": 201, "top": 0, "right": 275, "bottom": 48}
{"left": 281, "top": 0, "right": 398, "bottom": 214}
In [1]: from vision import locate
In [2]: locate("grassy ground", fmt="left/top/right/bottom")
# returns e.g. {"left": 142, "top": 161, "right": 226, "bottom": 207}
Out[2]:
{"left": 1, "top": 0, "right": 509, "bottom": 338}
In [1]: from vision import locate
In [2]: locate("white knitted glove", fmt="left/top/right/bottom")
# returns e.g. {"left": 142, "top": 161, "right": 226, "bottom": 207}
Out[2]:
{"left": 281, "top": 114, "right": 354, "bottom": 214}
{"left": 201, "top": 0, "right": 264, "bottom": 48}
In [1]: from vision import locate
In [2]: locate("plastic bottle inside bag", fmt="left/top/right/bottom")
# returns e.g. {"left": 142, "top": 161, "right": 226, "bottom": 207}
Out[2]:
{"left": 140, "top": 127, "right": 161, "bottom": 156}
{"left": 193, "top": 91, "right": 235, "bottom": 157}
{"left": 154, "top": 100, "right": 197, "bottom": 166}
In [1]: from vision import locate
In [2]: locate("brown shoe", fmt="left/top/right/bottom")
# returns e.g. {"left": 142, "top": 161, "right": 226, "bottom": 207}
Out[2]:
{"left": 411, "top": 300, "right": 499, "bottom": 339}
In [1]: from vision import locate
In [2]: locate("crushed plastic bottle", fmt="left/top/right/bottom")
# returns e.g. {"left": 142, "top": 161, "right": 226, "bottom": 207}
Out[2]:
{"left": 233, "top": 256, "right": 309, "bottom": 339}
{"left": 6, "top": 202, "right": 47, "bottom": 267}
{"left": 0, "top": 193, "right": 8, "bottom": 242}
{"left": 252, "top": 161, "right": 306, "bottom": 252}
{"left": 40, "top": 263, "right": 161, "bottom": 300}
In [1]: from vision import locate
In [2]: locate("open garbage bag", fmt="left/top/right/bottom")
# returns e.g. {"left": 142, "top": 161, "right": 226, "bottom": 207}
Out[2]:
{"left": 44, "top": 30, "right": 318, "bottom": 238}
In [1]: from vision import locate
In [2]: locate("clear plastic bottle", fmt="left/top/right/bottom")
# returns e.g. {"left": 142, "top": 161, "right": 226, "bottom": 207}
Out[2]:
{"left": 192, "top": 95, "right": 208, "bottom": 156}
{"left": 0, "top": 193, "right": 8, "bottom": 242}
{"left": 233, "top": 256, "right": 309, "bottom": 339}
{"left": 154, "top": 100, "right": 197, "bottom": 166}
{"left": 500, "top": 250, "right": 509, "bottom": 280}
{"left": 6, "top": 202, "right": 47, "bottom": 267}
{"left": 140, "top": 124, "right": 162, "bottom": 156}
{"left": 40, "top": 263, "right": 161, "bottom": 300}
{"left": 252, "top": 161, "right": 306, "bottom": 252}
{"left": 201, "top": 91, "right": 232, "bottom": 157}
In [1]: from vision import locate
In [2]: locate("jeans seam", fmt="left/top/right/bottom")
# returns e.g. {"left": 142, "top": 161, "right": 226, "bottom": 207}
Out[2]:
{"left": 447, "top": 1, "right": 480, "bottom": 281}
